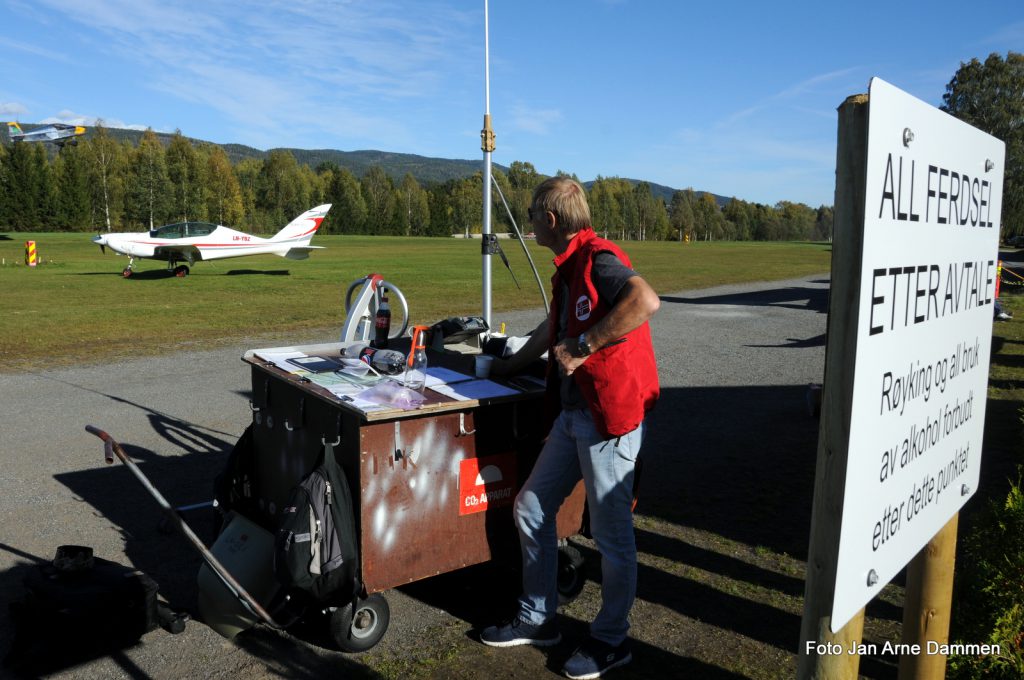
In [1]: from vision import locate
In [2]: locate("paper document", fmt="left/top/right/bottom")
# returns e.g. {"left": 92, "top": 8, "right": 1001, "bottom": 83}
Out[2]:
{"left": 253, "top": 350, "right": 307, "bottom": 373}
{"left": 400, "top": 366, "right": 475, "bottom": 389}
{"left": 321, "top": 381, "right": 364, "bottom": 397}
{"left": 309, "top": 370, "right": 378, "bottom": 389}
{"left": 309, "top": 372, "right": 389, "bottom": 410}
{"left": 429, "top": 379, "right": 520, "bottom": 401}
{"left": 342, "top": 394, "right": 391, "bottom": 412}
{"left": 424, "top": 367, "right": 475, "bottom": 385}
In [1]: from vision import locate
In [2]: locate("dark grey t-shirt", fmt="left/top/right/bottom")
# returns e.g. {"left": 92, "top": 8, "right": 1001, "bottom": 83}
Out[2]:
{"left": 558, "top": 251, "right": 638, "bottom": 409}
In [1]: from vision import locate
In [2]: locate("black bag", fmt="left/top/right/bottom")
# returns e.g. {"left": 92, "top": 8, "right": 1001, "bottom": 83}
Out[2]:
{"left": 5, "top": 546, "right": 160, "bottom": 673}
{"left": 274, "top": 441, "right": 358, "bottom": 602}
{"left": 430, "top": 315, "right": 488, "bottom": 345}
{"left": 214, "top": 423, "right": 257, "bottom": 516}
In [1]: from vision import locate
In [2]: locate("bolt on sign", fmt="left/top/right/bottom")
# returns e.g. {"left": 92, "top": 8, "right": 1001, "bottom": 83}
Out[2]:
{"left": 829, "top": 78, "right": 1005, "bottom": 632}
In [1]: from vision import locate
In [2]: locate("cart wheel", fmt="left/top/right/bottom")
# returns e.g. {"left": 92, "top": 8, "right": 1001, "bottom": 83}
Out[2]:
{"left": 557, "top": 542, "right": 586, "bottom": 604}
{"left": 329, "top": 594, "right": 390, "bottom": 653}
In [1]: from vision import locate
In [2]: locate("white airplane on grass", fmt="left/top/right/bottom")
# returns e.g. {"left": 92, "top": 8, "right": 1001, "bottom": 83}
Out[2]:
{"left": 92, "top": 204, "right": 331, "bottom": 278}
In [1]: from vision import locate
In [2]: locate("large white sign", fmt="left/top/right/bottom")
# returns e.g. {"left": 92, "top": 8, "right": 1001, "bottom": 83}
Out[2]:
{"left": 830, "top": 78, "right": 1005, "bottom": 632}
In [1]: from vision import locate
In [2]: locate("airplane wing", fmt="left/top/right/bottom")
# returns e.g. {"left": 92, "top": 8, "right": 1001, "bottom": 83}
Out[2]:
{"left": 153, "top": 244, "right": 203, "bottom": 263}
{"left": 283, "top": 246, "right": 326, "bottom": 260}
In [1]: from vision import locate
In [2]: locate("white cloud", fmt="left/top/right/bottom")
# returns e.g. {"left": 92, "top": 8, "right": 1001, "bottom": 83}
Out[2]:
{"left": 979, "top": 21, "right": 1024, "bottom": 49}
{"left": 775, "top": 67, "right": 861, "bottom": 100}
{"left": 0, "top": 102, "right": 29, "bottom": 117}
{"left": 0, "top": 36, "right": 72, "bottom": 62}
{"left": 39, "top": 110, "right": 152, "bottom": 131}
{"left": 510, "top": 103, "right": 563, "bottom": 135}
{"left": 30, "top": 0, "right": 476, "bottom": 148}
{"left": 720, "top": 67, "right": 862, "bottom": 128}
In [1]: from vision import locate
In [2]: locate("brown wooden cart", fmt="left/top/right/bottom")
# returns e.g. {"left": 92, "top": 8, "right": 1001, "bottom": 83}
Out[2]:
{"left": 235, "top": 338, "right": 586, "bottom": 651}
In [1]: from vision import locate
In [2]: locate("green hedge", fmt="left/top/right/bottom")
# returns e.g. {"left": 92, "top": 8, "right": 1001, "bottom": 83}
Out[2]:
{"left": 948, "top": 463, "right": 1024, "bottom": 679}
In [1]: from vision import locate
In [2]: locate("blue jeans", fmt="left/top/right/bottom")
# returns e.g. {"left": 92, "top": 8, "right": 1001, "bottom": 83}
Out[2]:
{"left": 514, "top": 408, "right": 643, "bottom": 646}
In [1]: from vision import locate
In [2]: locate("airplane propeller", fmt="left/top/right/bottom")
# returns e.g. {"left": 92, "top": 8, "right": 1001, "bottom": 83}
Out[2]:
{"left": 92, "top": 234, "right": 105, "bottom": 254}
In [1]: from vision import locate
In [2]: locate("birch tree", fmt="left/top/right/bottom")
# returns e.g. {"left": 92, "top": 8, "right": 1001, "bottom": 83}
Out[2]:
{"left": 125, "top": 129, "right": 170, "bottom": 229}
{"left": 83, "top": 123, "right": 125, "bottom": 231}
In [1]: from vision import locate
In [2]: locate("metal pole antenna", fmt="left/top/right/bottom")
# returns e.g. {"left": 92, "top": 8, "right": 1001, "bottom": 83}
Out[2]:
{"left": 480, "top": 0, "right": 495, "bottom": 329}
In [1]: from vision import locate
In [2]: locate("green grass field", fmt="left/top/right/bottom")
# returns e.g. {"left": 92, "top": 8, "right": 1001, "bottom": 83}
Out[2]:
{"left": 0, "top": 232, "right": 832, "bottom": 370}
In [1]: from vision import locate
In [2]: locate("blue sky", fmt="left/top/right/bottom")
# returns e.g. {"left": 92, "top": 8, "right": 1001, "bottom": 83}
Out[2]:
{"left": 1, "top": 1, "right": 1021, "bottom": 208}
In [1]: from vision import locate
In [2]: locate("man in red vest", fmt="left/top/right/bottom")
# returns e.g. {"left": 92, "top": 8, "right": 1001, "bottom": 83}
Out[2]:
{"left": 481, "top": 177, "right": 660, "bottom": 679}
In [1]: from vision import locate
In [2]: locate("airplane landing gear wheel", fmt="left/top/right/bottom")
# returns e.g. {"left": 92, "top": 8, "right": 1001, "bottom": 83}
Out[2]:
{"left": 329, "top": 594, "right": 390, "bottom": 653}
{"left": 122, "top": 267, "right": 133, "bottom": 278}
{"left": 174, "top": 265, "right": 190, "bottom": 277}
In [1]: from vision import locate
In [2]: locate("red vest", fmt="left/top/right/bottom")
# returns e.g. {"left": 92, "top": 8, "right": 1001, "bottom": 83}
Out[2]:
{"left": 548, "top": 229, "right": 659, "bottom": 438}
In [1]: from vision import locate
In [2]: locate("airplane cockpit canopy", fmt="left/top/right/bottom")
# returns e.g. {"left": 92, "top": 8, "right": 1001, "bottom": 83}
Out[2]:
{"left": 149, "top": 222, "right": 218, "bottom": 239}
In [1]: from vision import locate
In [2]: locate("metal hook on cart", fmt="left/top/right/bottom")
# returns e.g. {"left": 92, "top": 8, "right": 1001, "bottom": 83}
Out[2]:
{"left": 285, "top": 398, "right": 305, "bottom": 431}
{"left": 320, "top": 414, "right": 344, "bottom": 448}
{"left": 458, "top": 412, "right": 476, "bottom": 436}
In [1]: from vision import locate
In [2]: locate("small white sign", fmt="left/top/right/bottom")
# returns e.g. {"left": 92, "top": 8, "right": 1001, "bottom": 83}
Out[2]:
{"left": 830, "top": 78, "right": 1005, "bottom": 632}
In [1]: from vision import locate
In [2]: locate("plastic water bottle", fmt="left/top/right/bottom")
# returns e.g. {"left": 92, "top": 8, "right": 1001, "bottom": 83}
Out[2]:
{"left": 372, "top": 289, "right": 391, "bottom": 349}
{"left": 404, "top": 325, "right": 429, "bottom": 392}
{"left": 343, "top": 343, "right": 406, "bottom": 375}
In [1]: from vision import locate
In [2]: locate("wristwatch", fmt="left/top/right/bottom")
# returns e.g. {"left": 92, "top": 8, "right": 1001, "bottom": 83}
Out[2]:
{"left": 576, "top": 332, "right": 593, "bottom": 357}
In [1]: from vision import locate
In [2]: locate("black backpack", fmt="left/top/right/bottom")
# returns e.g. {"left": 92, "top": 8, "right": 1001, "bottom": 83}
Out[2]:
{"left": 273, "top": 441, "right": 358, "bottom": 602}
{"left": 214, "top": 424, "right": 261, "bottom": 521}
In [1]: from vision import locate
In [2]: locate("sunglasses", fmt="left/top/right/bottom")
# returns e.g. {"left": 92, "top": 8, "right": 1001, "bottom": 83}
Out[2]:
{"left": 528, "top": 207, "right": 549, "bottom": 221}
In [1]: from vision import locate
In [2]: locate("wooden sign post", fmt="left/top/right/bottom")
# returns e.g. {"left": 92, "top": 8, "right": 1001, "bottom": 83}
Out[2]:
{"left": 899, "top": 515, "right": 959, "bottom": 679}
{"left": 797, "top": 93, "right": 869, "bottom": 680}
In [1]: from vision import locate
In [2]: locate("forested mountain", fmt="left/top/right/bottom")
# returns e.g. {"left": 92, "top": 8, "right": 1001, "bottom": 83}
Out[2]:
{"left": 4, "top": 125, "right": 505, "bottom": 186}
{"left": 3, "top": 125, "right": 729, "bottom": 207}
{"left": 0, "top": 123, "right": 832, "bottom": 241}
{"left": 583, "top": 179, "right": 728, "bottom": 208}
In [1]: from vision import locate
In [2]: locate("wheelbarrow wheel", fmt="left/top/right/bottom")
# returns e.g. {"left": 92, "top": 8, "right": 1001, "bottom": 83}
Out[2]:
{"left": 329, "top": 593, "right": 390, "bottom": 653}
{"left": 557, "top": 542, "right": 586, "bottom": 604}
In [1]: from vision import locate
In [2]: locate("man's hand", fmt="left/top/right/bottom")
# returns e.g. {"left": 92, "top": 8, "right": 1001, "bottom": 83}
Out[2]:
{"left": 552, "top": 337, "right": 586, "bottom": 377}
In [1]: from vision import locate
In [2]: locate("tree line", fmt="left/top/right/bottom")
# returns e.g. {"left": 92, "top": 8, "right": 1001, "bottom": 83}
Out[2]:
{"left": 0, "top": 126, "right": 833, "bottom": 242}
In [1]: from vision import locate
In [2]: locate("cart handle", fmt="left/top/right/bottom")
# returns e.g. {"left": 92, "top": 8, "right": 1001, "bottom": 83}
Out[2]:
{"left": 84, "top": 425, "right": 281, "bottom": 629}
